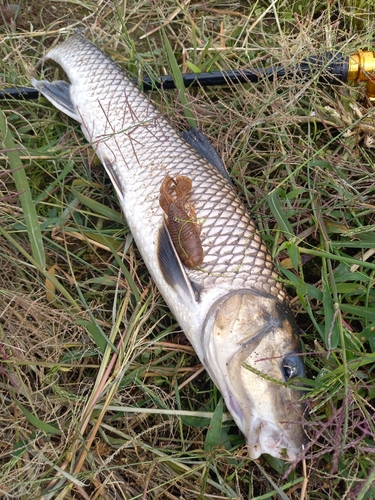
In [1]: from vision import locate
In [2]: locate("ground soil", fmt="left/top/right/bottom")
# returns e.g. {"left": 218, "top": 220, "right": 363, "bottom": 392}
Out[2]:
{"left": 1, "top": 0, "right": 91, "bottom": 33}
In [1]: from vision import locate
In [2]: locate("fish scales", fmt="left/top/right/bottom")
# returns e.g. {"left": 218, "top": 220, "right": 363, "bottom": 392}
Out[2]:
{"left": 44, "top": 34, "right": 284, "bottom": 294}
{"left": 32, "top": 32, "right": 306, "bottom": 460}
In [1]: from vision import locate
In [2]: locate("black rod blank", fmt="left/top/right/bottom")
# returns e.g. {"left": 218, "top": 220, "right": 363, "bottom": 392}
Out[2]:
{"left": 0, "top": 52, "right": 349, "bottom": 100}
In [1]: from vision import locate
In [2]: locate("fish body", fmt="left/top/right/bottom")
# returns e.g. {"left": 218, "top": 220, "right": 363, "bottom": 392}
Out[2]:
{"left": 32, "top": 32, "right": 305, "bottom": 460}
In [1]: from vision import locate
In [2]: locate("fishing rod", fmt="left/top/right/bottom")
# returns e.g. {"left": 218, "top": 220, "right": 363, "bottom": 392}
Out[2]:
{"left": 1, "top": 50, "right": 375, "bottom": 100}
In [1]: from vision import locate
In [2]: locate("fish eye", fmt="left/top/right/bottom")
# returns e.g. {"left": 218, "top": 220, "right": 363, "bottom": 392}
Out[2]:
{"left": 282, "top": 355, "right": 305, "bottom": 381}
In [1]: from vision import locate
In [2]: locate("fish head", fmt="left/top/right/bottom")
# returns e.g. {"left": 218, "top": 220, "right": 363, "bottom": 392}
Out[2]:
{"left": 203, "top": 290, "right": 306, "bottom": 460}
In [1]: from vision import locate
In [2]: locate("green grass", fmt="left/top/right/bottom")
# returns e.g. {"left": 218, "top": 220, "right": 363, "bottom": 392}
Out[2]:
{"left": 1, "top": 0, "right": 375, "bottom": 498}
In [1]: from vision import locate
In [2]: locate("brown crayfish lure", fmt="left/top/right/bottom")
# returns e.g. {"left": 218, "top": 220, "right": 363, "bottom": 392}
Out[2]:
{"left": 159, "top": 175, "right": 204, "bottom": 268}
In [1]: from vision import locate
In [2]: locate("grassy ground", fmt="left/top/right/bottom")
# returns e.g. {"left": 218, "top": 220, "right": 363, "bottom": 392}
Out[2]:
{"left": 1, "top": 0, "right": 375, "bottom": 498}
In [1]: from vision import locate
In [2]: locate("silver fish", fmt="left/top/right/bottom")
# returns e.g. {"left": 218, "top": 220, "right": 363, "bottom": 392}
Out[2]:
{"left": 32, "top": 32, "right": 305, "bottom": 460}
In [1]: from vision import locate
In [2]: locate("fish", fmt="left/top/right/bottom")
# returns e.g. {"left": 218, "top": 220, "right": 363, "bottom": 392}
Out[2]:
{"left": 31, "top": 31, "right": 306, "bottom": 460}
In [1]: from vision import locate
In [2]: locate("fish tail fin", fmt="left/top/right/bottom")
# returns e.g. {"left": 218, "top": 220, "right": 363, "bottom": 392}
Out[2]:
{"left": 31, "top": 78, "right": 81, "bottom": 122}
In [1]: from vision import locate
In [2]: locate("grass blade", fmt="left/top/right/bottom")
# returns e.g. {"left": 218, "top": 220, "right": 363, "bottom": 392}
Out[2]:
{"left": 161, "top": 27, "right": 196, "bottom": 128}
{"left": 204, "top": 398, "right": 224, "bottom": 453}
{"left": 268, "top": 189, "right": 294, "bottom": 240}
{"left": 71, "top": 182, "right": 124, "bottom": 224}
{"left": 14, "top": 401, "right": 61, "bottom": 435}
{"left": 0, "top": 110, "right": 46, "bottom": 268}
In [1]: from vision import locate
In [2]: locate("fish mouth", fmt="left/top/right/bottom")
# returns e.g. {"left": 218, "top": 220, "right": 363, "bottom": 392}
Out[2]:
{"left": 202, "top": 290, "right": 306, "bottom": 460}
{"left": 246, "top": 416, "right": 303, "bottom": 460}
{"left": 224, "top": 384, "right": 304, "bottom": 460}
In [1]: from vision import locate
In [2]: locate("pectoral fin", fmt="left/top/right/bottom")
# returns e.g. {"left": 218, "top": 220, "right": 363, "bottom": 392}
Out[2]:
{"left": 157, "top": 222, "right": 199, "bottom": 303}
{"left": 31, "top": 78, "right": 81, "bottom": 122}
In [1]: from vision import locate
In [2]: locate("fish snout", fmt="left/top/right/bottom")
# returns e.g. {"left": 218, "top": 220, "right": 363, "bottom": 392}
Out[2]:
{"left": 247, "top": 417, "right": 304, "bottom": 460}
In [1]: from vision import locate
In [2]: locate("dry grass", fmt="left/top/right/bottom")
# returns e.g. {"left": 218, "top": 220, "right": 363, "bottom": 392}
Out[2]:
{"left": 1, "top": 0, "right": 375, "bottom": 498}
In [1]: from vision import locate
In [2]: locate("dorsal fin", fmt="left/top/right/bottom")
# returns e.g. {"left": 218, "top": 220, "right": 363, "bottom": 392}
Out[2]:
{"left": 182, "top": 127, "right": 231, "bottom": 183}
